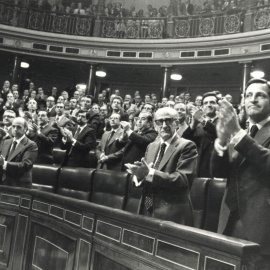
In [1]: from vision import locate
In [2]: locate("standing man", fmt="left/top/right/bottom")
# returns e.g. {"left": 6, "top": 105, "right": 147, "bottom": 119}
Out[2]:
{"left": 96, "top": 113, "right": 124, "bottom": 171}
{"left": 0, "top": 117, "right": 38, "bottom": 188}
{"left": 54, "top": 102, "right": 69, "bottom": 127}
{"left": 211, "top": 78, "right": 270, "bottom": 269}
{"left": 126, "top": 108, "right": 197, "bottom": 225}
{"left": 27, "top": 110, "right": 58, "bottom": 164}
{"left": 183, "top": 92, "right": 218, "bottom": 177}
{"left": 2, "top": 110, "right": 16, "bottom": 140}
{"left": 118, "top": 112, "right": 158, "bottom": 171}
{"left": 61, "top": 110, "right": 96, "bottom": 168}
{"left": 174, "top": 102, "right": 189, "bottom": 137}
{"left": 46, "top": 96, "right": 56, "bottom": 118}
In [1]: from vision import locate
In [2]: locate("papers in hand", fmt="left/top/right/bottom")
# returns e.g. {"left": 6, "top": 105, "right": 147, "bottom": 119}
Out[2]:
{"left": 125, "top": 163, "right": 143, "bottom": 187}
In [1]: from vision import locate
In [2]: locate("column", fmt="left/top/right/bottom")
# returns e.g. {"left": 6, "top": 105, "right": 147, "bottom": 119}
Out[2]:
{"left": 86, "top": 64, "right": 96, "bottom": 97}
{"left": 18, "top": 0, "right": 30, "bottom": 27}
{"left": 240, "top": 61, "right": 252, "bottom": 95}
{"left": 11, "top": 55, "right": 21, "bottom": 86}
{"left": 161, "top": 66, "right": 171, "bottom": 99}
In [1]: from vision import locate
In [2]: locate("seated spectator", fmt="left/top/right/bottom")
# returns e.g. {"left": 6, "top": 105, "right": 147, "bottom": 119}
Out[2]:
{"left": 3, "top": 93, "right": 19, "bottom": 116}
{"left": 69, "top": 97, "right": 79, "bottom": 118}
{"left": 27, "top": 110, "right": 58, "bottom": 164}
{"left": 26, "top": 99, "right": 38, "bottom": 123}
{"left": 60, "top": 110, "right": 96, "bottom": 167}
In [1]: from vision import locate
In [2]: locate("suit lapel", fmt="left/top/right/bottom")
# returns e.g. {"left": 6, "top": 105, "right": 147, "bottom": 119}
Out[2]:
{"left": 108, "top": 128, "right": 122, "bottom": 147}
{"left": 3, "top": 140, "right": 12, "bottom": 160}
{"left": 158, "top": 135, "right": 179, "bottom": 170}
{"left": 238, "top": 120, "right": 270, "bottom": 167}
{"left": 76, "top": 126, "right": 88, "bottom": 141}
{"left": 102, "top": 132, "right": 110, "bottom": 151}
{"left": 147, "top": 140, "right": 160, "bottom": 164}
{"left": 9, "top": 137, "right": 27, "bottom": 161}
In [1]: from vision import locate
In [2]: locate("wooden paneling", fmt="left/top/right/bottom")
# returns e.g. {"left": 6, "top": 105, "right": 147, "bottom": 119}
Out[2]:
{"left": 0, "top": 187, "right": 261, "bottom": 270}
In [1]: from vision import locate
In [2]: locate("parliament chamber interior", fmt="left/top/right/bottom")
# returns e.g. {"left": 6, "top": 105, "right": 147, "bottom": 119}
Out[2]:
{"left": 0, "top": 0, "right": 269, "bottom": 269}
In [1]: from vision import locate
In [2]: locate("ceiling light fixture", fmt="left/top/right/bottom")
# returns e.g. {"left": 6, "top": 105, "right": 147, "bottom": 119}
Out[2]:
{"left": 250, "top": 70, "right": 265, "bottom": 79}
{"left": 96, "top": 67, "right": 106, "bottom": 77}
{"left": 170, "top": 69, "right": 182, "bottom": 81}
{"left": 20, "top": 62, "right": 29, "bottom": 68}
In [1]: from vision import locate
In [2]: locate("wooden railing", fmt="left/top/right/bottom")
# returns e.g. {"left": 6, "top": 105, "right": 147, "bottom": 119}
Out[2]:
{"left": 0, "top": 1, "right": 269, "bottom": 39}
{"left": 0, "top": 185, "right": 260, "bottom": 270}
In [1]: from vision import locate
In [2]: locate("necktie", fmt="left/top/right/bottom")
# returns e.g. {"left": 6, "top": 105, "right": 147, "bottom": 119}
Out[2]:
{"left": 249, "top": 125, "right": 259, "bottom": 138}
{"left": 74, "top": 127, "right": 81, "bottom": 139}
{"left": 106, "top": 130, "right": 115, "bottom": 147}
{"left": 8, "top": 141, "right": 17, "bottom": 160}
{"left": 144, "top": 143, "right": 167, "bottom": 210}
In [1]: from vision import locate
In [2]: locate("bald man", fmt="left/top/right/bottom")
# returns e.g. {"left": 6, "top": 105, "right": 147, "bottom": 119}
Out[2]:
{"left": 0, "top": 117, "right": 38, "bottom": 188}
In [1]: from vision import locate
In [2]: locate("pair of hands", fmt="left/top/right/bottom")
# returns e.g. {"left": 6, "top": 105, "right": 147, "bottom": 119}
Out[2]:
{"left": 216, "top": 99, "right": 241, "bottom": 145}
{"left": 98, "top": 153, "right": 108, "bottom": 163}
{"left": 60, "top": 127, "right": 74, "bottom": 142}
{"left": 125, "top": 158, "right": 152, "bottom": 181}
{"left": 28, "top": 122, "right": 40, "bottom": 134}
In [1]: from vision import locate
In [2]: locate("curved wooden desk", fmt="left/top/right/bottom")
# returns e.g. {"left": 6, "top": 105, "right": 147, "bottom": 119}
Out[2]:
{"left": 0, "top": 186, "right": 259, "bottom": 270}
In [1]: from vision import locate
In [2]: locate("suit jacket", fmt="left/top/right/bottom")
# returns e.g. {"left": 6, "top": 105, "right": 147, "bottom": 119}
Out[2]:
{"left": 140, "top": 135, "right": 198, "bottom": 225}
{"left": 96, "top": 128, "right": 124, "bottom": 171}
{"left": 47, "top": 107, "right": 56, "bottom": 118}
{"left": 118, "top": 128, "right": 158, "bottom": 171}
{"left": 0, "top": 136, "right": 38, "bottom": 187}
{"left": 211, "top": 120, "right": 270, "bottom": 256}
{"left": 183, "top": 119, "right": 217, "bottom": 177}
{"left": 27, "top": 123, "right": 58, "bottom": 164}
{"left": 61, "top": 125, "right": 96, "bottom": 168}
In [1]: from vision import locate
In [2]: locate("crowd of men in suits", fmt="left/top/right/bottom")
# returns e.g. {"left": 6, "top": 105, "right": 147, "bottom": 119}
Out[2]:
{"left": 0, "top": 78, "right": 270, "bottom": 268}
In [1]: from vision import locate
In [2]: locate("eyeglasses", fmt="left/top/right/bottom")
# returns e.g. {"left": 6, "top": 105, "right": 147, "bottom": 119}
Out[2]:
{"left": 154, "top": 118, "right": 176, "bottom": 126}
{"left": 109, "top": 117, "right": 120, "bottom": 120}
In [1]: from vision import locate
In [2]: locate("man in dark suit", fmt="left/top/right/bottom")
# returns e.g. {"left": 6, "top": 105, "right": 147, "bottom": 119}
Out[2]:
{"left": 46, "top": 96, "right": 56, "bottom": 118}
{"left": 60, "top": 110, "right": 96, "bottom": 168}
{"left": 117, "top": 111, "right": 158, "bottom": 171}
{"left": 96, "top": 113, "right": 125, "bottom": 171}
{"left": 183, "top": 92, "right": 218, "bottom": 177}
{"left": 53, "top": 102, "right": 69, "bottom": 127}
{"left": 211, "top": 78, "right": 270, "bottom": 269}
{"left": 0, "top": 117, "right": 38, "bottom": 188}
{"left": 27, "top": 110, "right": 58, "bottom": 164}
{"left": 126, "top": 108, "right": 197, "bottom": 225}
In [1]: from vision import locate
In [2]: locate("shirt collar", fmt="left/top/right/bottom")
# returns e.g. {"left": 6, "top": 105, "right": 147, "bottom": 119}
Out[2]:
{"left": 248, "top": 116, "right": 270, "bottom": 130}
{"left": 160, "top": 131, "right": 177, "bottom": 146}
{"left": 78, "top": 124, "right": 87, "bottom": 131}
{"left": 111, "top": 126, "right": 121, "bottom": 132}
{"left": 13, "top": 135, "right": 25, "bottom": 145}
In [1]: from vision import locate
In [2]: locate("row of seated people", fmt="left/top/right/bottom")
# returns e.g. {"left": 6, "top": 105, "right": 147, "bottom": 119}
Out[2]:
{"left": 32, "top": 163, "right": 226, "bottom": 233}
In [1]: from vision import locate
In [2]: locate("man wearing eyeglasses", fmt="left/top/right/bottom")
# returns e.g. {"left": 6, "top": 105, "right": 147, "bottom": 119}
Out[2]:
{"left": 96, "top": 113, "right": 124, "bottom": 171}
{"left": 211, "top": 78, "right": 270, "bottom": 269}
{"left": 126, "top": 107, "right": 197, "bottom": 225}
{"left": 46, "top": 96, "right": 56, "bottom": 118}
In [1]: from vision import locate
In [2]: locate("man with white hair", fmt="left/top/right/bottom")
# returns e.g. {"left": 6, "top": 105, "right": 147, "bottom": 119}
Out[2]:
{"left": 126, "top": 107, "right": 197, "bottom": 224}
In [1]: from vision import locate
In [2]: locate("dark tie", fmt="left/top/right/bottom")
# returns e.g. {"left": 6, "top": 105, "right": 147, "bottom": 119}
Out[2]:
{"left": 144, "top": 143, "right": 167, "bottom": 210}
{"left": 7, "top": 141, "right": 17, "bottom": 160}
{"left": 249, "top": 125, "right": 259, "bottom": 138}
{"left": 106, "top": 130, "right": 115, "bottom": 146}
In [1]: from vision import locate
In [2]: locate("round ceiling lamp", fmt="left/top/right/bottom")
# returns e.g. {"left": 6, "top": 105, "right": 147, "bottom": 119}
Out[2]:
{"left": 250, "top": 70, "right": 265, "bottom": 79}
{"left": 170, "top": 69, "right": 182, "bottom": 81}
{"left": 96, "top": 68, "right": 106, "bottom": 78}
{"left": 20, "top": 62, "right": 29, "bottom": 68}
